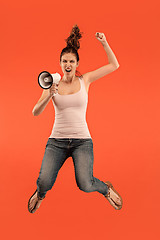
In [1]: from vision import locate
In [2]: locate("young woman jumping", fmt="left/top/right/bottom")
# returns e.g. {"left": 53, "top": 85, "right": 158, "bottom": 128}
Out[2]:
{"left": 28, "top": 24, "right": 123, "bottom": 213}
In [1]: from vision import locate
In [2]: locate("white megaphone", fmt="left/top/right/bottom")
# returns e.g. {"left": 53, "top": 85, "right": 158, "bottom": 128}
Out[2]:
{"left": 38, "top": 71, "right": 61, "bottom": 90}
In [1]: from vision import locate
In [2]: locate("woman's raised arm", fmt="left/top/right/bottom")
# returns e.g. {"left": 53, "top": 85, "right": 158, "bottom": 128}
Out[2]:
{"left": 83, "top": 32, "right": 120, "bottom": 84}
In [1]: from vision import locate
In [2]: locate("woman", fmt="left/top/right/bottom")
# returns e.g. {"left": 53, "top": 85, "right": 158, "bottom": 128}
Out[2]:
{"left": 28, "top": 24, "right": 123, "bottom": 213}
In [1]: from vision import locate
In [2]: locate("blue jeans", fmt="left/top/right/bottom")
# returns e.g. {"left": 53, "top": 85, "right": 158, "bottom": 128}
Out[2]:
{"left": 36, "top": 138, "right": 108, "bottom": 198}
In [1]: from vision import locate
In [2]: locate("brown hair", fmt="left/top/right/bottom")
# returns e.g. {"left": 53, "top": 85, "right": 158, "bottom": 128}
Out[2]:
{"left": 60, "top": 24, "right": 83, "bottom": 77}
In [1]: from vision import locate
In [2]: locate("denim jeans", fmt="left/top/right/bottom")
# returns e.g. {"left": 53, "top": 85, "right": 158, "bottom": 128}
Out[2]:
{"left": 36, "top": 138, "right": 108, "bottom": 198}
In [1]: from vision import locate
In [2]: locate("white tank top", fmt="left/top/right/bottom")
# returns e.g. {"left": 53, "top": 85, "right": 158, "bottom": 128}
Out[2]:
{"left": 49, "top": 76, "right": 92, "bottom": 139}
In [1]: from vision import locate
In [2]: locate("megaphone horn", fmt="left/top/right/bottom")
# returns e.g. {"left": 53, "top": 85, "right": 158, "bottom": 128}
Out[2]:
{"left": 38, "top": 71, "right": 61, "bottom": 89}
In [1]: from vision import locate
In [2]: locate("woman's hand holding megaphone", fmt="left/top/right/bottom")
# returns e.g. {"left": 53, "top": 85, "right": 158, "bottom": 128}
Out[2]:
{"left": 49, "top": 83, "right": 59, "bottom": 97}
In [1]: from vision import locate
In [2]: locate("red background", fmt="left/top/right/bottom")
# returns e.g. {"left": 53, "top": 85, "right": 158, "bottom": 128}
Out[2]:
{"left": 0, "top": 0, "right": 160, "bottom": 239}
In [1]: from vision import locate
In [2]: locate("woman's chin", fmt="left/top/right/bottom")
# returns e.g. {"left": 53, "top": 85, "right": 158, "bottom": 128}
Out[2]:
{"left": 63, "top": 70, "right": 77, "bottom": 78}
{"left": 64, "top": 72, "right": 73, "bottom": 77}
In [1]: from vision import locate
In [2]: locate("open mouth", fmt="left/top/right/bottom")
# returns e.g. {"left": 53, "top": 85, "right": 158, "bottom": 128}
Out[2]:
{"left": 65, "top": 69, "right": 71, "bottom": 72}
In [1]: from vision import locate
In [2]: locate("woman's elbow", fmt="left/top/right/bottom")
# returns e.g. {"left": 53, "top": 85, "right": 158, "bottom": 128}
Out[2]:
{"left": 32, "top": 110, "right": 36, "bottom": 116}
{"left": 32, "top": 108, "right": 39, "bottom": 116}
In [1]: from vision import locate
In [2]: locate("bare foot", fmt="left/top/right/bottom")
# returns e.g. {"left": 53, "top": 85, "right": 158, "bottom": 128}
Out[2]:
{"left": 109, "top": 188, "right": 122, "bottom": 206}
{"left": 104, "top": 182, "right": 123, "bottom": 210}
{"left": 28, "top": 190, "right": 44, "bottom": 213}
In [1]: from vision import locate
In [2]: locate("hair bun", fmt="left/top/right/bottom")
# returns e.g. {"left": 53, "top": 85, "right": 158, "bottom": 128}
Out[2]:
{"left": 65, "top": 24, "right": 83, "bottom": 51}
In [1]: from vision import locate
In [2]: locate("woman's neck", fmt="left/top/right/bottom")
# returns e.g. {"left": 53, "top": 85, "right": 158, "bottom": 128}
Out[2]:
{"left": 62, "top": 75, "right": 76, "bottom": 84}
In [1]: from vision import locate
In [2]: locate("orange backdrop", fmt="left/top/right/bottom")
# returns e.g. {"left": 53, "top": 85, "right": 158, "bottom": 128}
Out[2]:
{"left": 1, "top": 0, "right": 160, "bottom": 239}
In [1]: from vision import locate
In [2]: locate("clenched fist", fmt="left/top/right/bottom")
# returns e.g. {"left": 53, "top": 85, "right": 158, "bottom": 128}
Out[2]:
{"left": 95, "top": 32, "right": 107, "bottom": 44}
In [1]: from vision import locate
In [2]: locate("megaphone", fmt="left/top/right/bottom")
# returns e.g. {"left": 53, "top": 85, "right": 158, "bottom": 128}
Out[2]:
{"left": 38, "top": 71, "right": 61, "bottom": 89}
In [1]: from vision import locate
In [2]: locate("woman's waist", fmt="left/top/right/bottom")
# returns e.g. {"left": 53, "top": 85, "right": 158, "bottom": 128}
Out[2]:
{"left": 53, "top": 120, "right": 88, "bottom": 127}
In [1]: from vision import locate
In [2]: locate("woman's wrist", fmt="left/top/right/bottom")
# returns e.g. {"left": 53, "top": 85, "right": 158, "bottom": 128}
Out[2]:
{"left": 101, "top": 40, "right": 108, "bottom": 47}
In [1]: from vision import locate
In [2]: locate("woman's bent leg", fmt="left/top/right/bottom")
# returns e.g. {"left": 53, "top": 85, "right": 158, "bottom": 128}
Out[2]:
{"left": 36, "top": 138, "right": 69, "bottom": 198}
{"left": 71, "top": 139, "right": 108, "bottom": 196}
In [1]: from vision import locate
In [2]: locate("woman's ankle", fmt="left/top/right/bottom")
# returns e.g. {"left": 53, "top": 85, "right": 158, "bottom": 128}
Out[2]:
{"left": 37, "top": 192, "right": 45, "bottom": 200}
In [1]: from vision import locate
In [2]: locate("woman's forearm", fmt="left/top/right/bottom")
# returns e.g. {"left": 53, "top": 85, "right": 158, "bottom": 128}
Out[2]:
{"left": 32, "top": 94, "right": 52, "bottom": 116}
{"left": 101, "top": 40, "right": 120, "bottom": 67}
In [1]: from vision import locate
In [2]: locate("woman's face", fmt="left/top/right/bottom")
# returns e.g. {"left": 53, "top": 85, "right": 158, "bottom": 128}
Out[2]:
{"left": 60, "top": 53, "right": 79, "bottom": 77}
